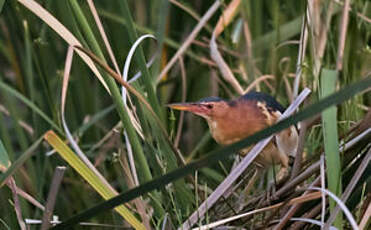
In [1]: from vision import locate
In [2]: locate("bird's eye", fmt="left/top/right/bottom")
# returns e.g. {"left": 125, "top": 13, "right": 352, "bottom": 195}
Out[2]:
{"left": 206, "top": 104, "right": 213, "bottom": 109}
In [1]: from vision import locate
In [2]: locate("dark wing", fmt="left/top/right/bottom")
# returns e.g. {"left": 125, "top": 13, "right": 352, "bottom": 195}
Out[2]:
{"left": 239, "top": 91, "right": 285, "bottom": 113}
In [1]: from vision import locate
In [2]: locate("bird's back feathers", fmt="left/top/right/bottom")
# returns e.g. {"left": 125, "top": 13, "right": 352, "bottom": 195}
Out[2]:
{"left": 238, "top": 91, "right": 285, "bottom": 113}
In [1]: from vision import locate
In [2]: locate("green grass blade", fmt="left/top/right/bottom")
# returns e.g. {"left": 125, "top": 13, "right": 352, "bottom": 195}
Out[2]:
{"left": 0, "top": 0, "right": 4, "bottom": 13}
{"left": 0, "top": 135, "right": 43, "bottom": 187}
{"left": 23, "top": 21, "right": 39, "bottom": 136}
{"left": 320, "top": 69, "right": 343, "bottom": 229}
{"left": 50, "top": 77, "right": 371, "bottom": 229}
{"left": 75, "top": 104, "right": 115, "bottom": 136}
{"left": 0, "top": 140, "right": 11, "bottom": 172}
{"left": 152, "top": 0, "right": 170, "bottom": 77}
{"left": 68, "top": 0, "right": 105, "bottom": 63}
{"left": 2, "top": 90, "right": 29, "bottom": 151}
{"left": 253, "top": 16, "right": 302, "bottom": 51}
{"left": 0, "top": 80, "right": 63, "bottom": 134}
{"left": 0, "top": 112, "right": 14, "bottom": 160}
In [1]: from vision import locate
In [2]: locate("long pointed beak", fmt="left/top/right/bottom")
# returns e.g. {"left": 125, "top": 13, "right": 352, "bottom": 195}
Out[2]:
{"left": 167, "top": 103, "right": 200, "bottom": 112}
{"left": 167, "top": 102, "right": 211, "bottom": 118}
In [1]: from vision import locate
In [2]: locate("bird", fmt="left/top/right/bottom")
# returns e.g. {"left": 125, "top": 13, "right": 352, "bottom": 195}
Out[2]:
{"left": 168, "top": 91, "right": 299, "bottom": 171}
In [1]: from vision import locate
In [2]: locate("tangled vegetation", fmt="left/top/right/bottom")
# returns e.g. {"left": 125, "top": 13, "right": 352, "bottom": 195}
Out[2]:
{"left": 0, "top": 0, "right": 370, "bottom": 229}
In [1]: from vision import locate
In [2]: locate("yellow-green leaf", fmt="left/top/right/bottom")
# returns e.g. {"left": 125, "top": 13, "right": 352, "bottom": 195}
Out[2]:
{"left": 44, "top": 130, "right": 145, "bottom": 230}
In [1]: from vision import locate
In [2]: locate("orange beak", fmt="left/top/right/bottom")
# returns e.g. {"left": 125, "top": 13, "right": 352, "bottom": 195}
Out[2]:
{"left": 167, "top": 103, "right": 207, "bottom": 116}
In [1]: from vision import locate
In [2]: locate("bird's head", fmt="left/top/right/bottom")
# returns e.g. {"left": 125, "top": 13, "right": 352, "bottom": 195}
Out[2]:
{"left": 167, "top": 96, "right": 229, "bottom": 120}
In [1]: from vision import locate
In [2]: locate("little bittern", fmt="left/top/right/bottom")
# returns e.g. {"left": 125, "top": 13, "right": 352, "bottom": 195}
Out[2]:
{"left": 168, "top": 91, "right": 299, "bottom": 170}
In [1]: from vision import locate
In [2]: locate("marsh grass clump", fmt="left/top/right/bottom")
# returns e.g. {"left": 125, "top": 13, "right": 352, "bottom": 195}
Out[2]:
{"left": 0, "top": 1, "right": 370, "bottom": 229}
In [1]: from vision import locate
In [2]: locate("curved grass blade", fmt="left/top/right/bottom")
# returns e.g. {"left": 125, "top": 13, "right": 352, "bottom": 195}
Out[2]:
{"left": 51, "top": 77, "right": 371, "bottom": 229}
{"left": 60, "top": 46, "right": 117, "bottom": 192}
{"left": 119, "top": 0, "right": 161, "bottom": 117}
{"left": 121, "top": 34, "right": 156, "bottom": 105}
{"left": 121, "top": 34, "right": 157, "bottom": 187}
{"left": 290, "top": 218, "right": 337, "bottom": 230}
{"left": 309, "top": 187, "right": 359, "bottom": 230}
